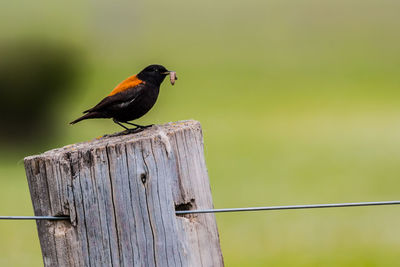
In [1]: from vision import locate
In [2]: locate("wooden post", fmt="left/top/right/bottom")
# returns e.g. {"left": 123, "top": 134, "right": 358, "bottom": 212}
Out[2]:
{"left": 24, "top": 120, "right": 224, "bottom": 267}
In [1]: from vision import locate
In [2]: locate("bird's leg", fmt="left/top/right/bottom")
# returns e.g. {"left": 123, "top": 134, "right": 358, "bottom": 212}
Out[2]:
{"left": 113, "top": 119, "right": 130, "bottom": 130}
{"left": 124, "top": 121, "right": 154, "bottom": 129}
{"left": 112, "top": 119, "right": 149, "bottom": 135}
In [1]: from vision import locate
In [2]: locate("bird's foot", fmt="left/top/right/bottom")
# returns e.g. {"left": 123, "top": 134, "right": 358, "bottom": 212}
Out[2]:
{"left": 126, "top": 127, "right": 146, "bottom": 134}
{"left": 138, "top": 124, "right": 154, "bottom": 129}
{"left": 124, "top": 125, "right": 152, "bottom": 134}
{"left": 112, "top": 119, "right": 154, "bottom": 136}
{"left": 124, "top": 122, "right": 154, "bottom": 129}
{"left": 102, "top": 127, "right": 144, "bottom": 138}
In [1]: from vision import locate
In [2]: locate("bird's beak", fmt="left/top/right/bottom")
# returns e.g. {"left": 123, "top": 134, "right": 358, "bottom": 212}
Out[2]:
{"left": 161, "top": 71, "right": 172, "bottom": 75}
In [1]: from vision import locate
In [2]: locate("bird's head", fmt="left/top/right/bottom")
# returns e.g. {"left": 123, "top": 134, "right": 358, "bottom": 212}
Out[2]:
{"left": 137, "top": 64, "right": 172, "bottom": 85}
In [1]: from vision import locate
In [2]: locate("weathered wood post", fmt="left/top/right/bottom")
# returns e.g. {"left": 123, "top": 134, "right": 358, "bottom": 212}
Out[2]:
{"left": 24, "top": 120, "right": 224, "bottom": 266}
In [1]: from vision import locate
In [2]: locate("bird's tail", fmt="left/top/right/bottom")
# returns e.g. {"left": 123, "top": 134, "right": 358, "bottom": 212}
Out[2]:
{"left": 70, "top": 112, "right": 105, "bottom": 125}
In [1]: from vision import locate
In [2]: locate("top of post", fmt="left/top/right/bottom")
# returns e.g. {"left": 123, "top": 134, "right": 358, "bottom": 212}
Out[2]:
{"left": 24, "top": 120, "right": 202, "bottom": 161}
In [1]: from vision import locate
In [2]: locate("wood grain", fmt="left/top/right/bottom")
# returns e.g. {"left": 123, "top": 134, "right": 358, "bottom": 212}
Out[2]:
{"left": 24, "top": 120, "right": 224, "bottom": 267}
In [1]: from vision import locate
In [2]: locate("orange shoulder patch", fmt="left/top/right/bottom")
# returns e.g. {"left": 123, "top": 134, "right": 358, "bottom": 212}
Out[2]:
{"left": 108, "top": 75, "right": 144, "bottom": 96}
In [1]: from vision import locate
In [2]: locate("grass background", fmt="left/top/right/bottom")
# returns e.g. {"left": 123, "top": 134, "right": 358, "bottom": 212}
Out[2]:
{"left": 1, "top": 0, "right": 400, "bottom": 266}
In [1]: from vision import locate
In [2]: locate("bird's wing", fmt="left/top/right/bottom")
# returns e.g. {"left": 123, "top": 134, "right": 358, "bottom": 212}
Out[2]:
{"left": 84, "top": 81, "right": 146, "bottom": 113}
{"left": 108, "top": 74, "right": 144, "bottom": 96}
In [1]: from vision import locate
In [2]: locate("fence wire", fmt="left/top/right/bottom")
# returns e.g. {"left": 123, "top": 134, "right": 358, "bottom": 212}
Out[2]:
{"left": 1, "top": 200, "right": 400, "bottom": 220}
{"left": 175, "top": 200, "right": 400, "bottom": 214}
{"left": 0, "top": 216, "right": 69, "bottom": 220}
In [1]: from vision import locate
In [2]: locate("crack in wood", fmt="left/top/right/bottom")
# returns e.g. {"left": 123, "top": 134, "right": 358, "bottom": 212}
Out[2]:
{"left": 77, "top": 151, "right": 92, "bottom": 267}
{"left": 175, "top": 199, "right": 195, "bottom": 212}
{"left": 141, "top": 143, "right": 158, "bottom": 266}
{"left": 140, "top": 173, "right": 147, "bottom": 184}
{"left": 105, "top": 146, "right": 122, "bottom": 266}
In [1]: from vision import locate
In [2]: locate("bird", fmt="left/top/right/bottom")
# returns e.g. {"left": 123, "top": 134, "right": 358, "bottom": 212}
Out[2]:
{"left": 70, "top": 64, "right": 176, "bottom": 131}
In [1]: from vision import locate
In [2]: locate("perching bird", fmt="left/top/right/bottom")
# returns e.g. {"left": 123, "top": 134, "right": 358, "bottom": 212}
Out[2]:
{"left": 70, "top": 64, "right": 177, "bottom": 130}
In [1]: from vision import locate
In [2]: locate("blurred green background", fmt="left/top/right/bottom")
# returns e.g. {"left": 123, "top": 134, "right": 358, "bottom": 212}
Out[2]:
{"left": 1, "top": 0, "right": 400, "bottom": 266}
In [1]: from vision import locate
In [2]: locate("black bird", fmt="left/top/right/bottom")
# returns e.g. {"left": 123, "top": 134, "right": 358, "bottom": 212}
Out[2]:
{"left": 70, "top": 64, "right": 177, "bottom": 130}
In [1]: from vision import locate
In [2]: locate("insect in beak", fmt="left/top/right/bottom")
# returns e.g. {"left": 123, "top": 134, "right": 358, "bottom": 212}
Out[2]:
{"left": 169, "top": 71, "right": 177, "bottom": 85}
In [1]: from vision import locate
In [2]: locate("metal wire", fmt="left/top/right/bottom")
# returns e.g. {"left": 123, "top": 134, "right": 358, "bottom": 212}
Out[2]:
{"left": 1, "top": 201, "right": 400, "bottom": 219}
{"left": 0, "top": 216, "right": 69, "bottom": 220}
{"left": 175, "top": 200, "right": 400, "bottom": 214}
